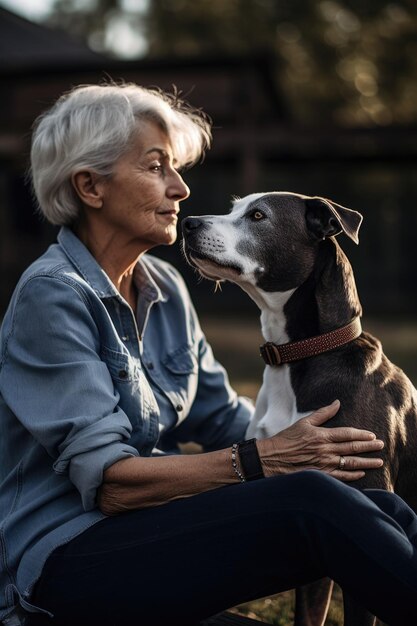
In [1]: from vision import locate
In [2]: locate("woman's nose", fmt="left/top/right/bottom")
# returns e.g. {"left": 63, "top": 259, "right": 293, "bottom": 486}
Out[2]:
{"left": 167, "top": 170, "right": 190, "bottom": 201}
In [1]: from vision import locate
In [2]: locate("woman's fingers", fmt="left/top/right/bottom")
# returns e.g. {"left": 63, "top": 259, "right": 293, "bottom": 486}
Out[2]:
{"left": 307, "top": 400, "right": 341, "bottom": 426}
{"left": 332, "top": 470, "right": 366, "bottom": 482}
{"left": 333, "top": 455, "right": 384, "bottom": 471}
{"left": 262, "top": 399, "right": 386, "bottom": 481}
{"left": 325, "top": 426, "right": 378, "bottom": 443}
{"left": 331, "top": 456, "right": 383, "bottom": 482}
{"left": 307, "top": 400, "right": 378, "bottom": 443}
{"left": 305, "top": 453, "right": 385, "bottom": 483}
{"left": 331, "top": 438, "right": 385, "bottom": 455}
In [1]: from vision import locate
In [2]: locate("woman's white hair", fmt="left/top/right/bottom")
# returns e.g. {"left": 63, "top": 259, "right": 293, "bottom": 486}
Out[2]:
{"left": 30, "top": 83, "right": 212, "bottom": 225}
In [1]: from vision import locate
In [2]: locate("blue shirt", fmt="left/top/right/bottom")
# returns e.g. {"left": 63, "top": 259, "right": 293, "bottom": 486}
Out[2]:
{"left": 0, "top": 227, "right": 253, "bottom": 624}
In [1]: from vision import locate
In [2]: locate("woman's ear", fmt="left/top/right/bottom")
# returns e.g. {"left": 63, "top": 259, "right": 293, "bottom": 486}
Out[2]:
{"left": 71, "top": 171, "right": 105, "bottom": 209}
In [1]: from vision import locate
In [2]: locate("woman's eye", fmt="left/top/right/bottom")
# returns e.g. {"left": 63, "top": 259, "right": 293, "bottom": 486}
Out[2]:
{"left": 251, "top": 210, "right": 265, "bottom": 221}
{"left": 150, "top": 163, "right": 163, "bottom": 172}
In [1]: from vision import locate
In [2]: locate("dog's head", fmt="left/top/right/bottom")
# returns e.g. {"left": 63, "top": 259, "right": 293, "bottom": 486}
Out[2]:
{"left": 181, "top": 192, "right": 362, "bottom": 294}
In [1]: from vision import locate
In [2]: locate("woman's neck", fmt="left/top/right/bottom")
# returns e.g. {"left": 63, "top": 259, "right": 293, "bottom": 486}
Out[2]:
{"left": 73, "top": 220, "right": 143, "bottom": 313}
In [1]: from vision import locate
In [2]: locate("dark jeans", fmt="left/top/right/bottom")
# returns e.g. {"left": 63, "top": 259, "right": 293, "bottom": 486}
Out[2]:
{"left": 28, "top": 471, "right": 417, "bottom": 626}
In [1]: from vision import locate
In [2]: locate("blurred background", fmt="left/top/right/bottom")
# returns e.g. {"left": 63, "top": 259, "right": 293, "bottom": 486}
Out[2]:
{"left": 0, "top": 1, "right": 416, "bottom": 623}
{"left": 1, "top": 0, "right": 416, "bottom": 386}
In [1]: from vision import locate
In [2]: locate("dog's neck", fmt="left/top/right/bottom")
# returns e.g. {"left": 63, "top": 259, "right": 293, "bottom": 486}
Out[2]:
{"left": 259, "top": 291, "right": 295, "bottom": 344}
{"left": 235, "top": 280, "right": 295, "bottom": 344}
{"left": 286, "top": 239, "right": 362, "bottom": 342}
{"left": 244, "top": 239, "right": 362, "bottom": 345}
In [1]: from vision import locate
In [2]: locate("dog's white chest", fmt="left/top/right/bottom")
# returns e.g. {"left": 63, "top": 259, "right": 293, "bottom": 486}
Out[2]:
{"left": 245, "top": 298, "right": 309, "bottom": 439}
{"left": 246, "top": 365, "right": 309, "bottom": 439}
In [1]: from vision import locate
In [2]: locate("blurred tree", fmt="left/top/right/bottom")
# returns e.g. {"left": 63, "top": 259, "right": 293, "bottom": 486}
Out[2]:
{"left": 145, "top": 0, "right": 417, "bottom": 126}
{"left": 46, "top": 0, "right": 417, "bottom": 126}
{"left": 46, "top": 0, "right": 148, "bottom": 58}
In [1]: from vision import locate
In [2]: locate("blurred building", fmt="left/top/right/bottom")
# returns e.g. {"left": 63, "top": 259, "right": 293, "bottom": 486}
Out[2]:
{"left": 1, "top": 6, "right": 417, "bottom": 318}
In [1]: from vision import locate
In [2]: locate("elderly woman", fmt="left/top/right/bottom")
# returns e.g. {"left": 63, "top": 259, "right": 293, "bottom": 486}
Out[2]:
{"left": 1, "top": 83, "right": 417, "bottom": 626}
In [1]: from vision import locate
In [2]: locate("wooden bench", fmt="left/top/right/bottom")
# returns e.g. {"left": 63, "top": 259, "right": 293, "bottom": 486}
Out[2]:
{"left": 200, "top": 611, "right": 266, "bottom": 625}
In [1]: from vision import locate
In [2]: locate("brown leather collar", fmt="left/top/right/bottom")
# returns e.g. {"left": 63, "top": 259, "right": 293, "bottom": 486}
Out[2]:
{"left": 259, "top": 317, "right": 362, "bottom": 366}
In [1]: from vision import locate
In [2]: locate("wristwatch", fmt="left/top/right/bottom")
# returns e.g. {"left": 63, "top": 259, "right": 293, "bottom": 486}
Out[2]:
{"left": 237, "top": 438, "right": 265, "bottom": 481}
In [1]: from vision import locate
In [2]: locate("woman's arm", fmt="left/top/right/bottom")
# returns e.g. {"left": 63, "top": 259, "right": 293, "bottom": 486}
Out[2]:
{"left": 0, "top": 276, "right": 140, "bottom": 511}
{"left": 98, "top": 400, "right": 384, "bottom": 515}
{"left": 98, "top": 447, "right": 234, "bottom": 514}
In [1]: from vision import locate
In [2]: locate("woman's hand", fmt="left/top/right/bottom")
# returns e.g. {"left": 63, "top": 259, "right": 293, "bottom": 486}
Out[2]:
{"left": 256, "top": 400, "right": 384, "bottom": 481}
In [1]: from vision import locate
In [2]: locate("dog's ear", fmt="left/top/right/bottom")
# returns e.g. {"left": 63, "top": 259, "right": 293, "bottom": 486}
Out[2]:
{"left": 305, "top": 197, "right": 363, "bottom": 244}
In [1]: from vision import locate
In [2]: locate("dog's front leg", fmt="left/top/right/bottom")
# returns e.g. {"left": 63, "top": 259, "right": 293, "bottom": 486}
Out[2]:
{"left": 247, "top": 367, "right": 310, "bottom": 439}
{"left": 246, "top": 382, "right": 269, "bottom": 439}
{"left": 294, "top": 579, "right": 334, "bottom": 626}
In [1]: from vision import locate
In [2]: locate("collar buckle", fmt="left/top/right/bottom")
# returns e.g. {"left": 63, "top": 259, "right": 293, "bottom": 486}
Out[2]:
{"left": 259, "top": 342, "right": 282, "bottom": 366}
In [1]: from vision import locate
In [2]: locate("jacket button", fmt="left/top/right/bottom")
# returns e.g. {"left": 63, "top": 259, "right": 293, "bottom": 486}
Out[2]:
{"left": 119, "top": 370, "right": 128, "bottom": 379}
{"left": 147, "top": 362, "right": 154, "bottom": 370}
{"left": 176, "top": 404, "right": 183, "bottom": 412}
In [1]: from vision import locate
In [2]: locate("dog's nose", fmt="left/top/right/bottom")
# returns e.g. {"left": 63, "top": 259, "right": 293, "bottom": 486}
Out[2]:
{"left": 182, "top": 217, "right": 203, "bottom": 233}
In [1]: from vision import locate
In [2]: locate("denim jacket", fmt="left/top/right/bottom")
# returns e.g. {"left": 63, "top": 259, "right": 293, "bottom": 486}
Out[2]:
{"left": 0, "top": 227, "right": 253, "bottom": 624}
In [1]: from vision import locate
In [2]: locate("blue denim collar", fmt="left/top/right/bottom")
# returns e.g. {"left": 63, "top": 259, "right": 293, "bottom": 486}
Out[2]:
{"left": 58, "top": 227, "right": 167, "bottom": 303}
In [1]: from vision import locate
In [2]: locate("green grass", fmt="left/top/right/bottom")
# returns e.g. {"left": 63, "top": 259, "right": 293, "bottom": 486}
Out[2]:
{"left": 230, "top": 586, "right": 344, "bottom": 625}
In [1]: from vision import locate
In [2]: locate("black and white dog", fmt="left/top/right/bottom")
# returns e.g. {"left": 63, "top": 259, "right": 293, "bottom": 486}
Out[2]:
{"left": 182, "top": 192, "right": 417, "bottom": 626}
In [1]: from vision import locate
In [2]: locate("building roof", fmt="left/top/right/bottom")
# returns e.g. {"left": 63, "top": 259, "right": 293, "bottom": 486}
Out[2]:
{"left": 0, "top": 6, "right": 103, "bottom": 70}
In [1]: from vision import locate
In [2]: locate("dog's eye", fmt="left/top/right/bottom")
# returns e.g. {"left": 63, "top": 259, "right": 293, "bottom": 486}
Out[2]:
{"left": 251, "top": 210, "right": 265, "bottom": 221}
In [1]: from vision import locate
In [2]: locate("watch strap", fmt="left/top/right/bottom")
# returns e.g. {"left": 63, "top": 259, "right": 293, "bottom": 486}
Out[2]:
{"left": 237, "top": 438, "right": 264, "bottom": 481}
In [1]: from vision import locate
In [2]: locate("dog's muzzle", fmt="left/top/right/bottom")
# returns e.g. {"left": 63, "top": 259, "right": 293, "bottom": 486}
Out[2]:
{"left": 182, "top": 217, "right": 204, "bottom": 236}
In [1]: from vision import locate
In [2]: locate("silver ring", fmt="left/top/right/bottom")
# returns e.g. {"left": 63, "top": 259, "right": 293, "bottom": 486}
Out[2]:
{"left": 338, "top": 455, "right": 346, "bottom": 470}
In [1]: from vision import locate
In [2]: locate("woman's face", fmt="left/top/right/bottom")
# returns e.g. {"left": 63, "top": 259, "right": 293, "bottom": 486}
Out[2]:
{"left": 97, "top": 120, "right": 190, "bottom": 252}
